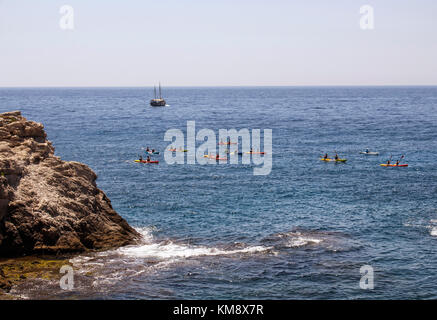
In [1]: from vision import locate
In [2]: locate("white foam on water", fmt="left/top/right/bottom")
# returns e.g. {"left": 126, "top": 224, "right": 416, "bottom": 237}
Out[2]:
{"left": 68, "top": 226, "right": 273, "bottom": 288}
{"left": 74, "top": 226, "right": 272, "bottom": 272}
{"left": 277, "top": 231, "right": 324, "bottom": 248}
{"left": 431, "top": 228, "right": 437, "bottom": 237}
{"left": 118, "top": 240, "right": 271, "bottom": 259}
{"left": 111, "top": 227, "right": 272, "bottom": 260}
{"left": 135, "top": 226, "right": 155, "bottom": 242}
{"left": 286, "top": 236, "right": 323, "bottom": 248}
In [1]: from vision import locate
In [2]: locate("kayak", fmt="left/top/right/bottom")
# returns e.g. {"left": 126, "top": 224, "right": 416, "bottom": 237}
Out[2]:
{"left": 203, "top": 155, "right": 227, "bottom": 160}
{"left": 245, "top": 152, "right": 266, "bottom": 155}
{"left": 146, "top": 151, "right": 160, "bottom": 155}
{"left": 320, "top": 158, "right": 347, "bottom": 162}
{"left": 360, "top": 151, "right": 379, "bottom": 155}
{"left": 380, "top": 164, "right": 408, "bottom": 167}
{"left": 169, "top": 149, "right": 188, "bottom": 152}
{"left": 135, "top": 160, "right": 159, "bottom": 164}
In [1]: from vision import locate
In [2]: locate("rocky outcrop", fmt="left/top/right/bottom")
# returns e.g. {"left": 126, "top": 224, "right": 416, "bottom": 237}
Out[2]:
{"left": 0, "top": 111, "right": 139, "bottom": 256}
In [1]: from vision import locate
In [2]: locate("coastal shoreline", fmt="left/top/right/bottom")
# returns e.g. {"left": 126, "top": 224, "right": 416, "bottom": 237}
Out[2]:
{"left": 0, "top": 111, "right": 141, "bottom": 296}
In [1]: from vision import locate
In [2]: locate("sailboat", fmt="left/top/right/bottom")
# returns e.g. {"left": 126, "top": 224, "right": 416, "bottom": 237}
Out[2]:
{"left": 150, "top": 83, "right": 166, "bottom": 107}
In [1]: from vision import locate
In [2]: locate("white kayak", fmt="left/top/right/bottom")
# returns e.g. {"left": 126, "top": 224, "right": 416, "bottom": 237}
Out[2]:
{"left": 359, "top": 151, "right": 379, "bottom": 155}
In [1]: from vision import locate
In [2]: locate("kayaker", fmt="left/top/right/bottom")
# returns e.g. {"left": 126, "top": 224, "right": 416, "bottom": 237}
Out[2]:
{"left": 216, "top": 154, "right": 220, "bottom": 160}
{"left": 334, "top": 153, "right": 339, "bottom": 160}
{"left": 146, "top": 147, "right": 150, "bottom": 152}
{"left": 139, "top": 155, "right": 143, "bottom": 161}
{"left": 146, "top": 156, "right": 151, "bottom": 162}
{"left": 365, "top": 148, "right": 369, "bottom": 153}
{"left": 387, "top": 159, "right": 391, "bottom": 165}
{"left": 398, "top": 155, "right": 405, "bottom": 164}
{"left": 152, "top": 149, "right": 155, "bottom": 153}
{"left": 395, "top": 160, "right": 400, "bottom": 166}
{"left": 323, "top": 153, "right": 328, "bottom": 160}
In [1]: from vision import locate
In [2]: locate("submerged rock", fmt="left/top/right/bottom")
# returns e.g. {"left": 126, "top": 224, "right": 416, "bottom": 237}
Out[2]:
{"left": 0, "top": 111, "right": 140, "bottom": 255}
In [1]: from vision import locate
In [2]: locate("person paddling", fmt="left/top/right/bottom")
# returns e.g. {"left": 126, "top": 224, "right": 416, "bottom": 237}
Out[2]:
{"left": 146, "top": 147, "right": 150, "bottom": 152}
{"left": 139, "top": 155, "right": 143, "bottom": 161}
{"left": 323, "top": 153, "right": 328, "bottom": 160}
{"left": 146, "top": 156, "right": 151, "bottom": 162}
{"left": 334, "top": 153, "right": 339, "bottom": 160}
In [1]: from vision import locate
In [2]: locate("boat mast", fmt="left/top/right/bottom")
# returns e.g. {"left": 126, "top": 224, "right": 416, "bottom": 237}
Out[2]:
{"left": 154, "top": 85, "right": 157, "bottom": 99}
{"left": 159, "top": 82, "right": 162, "bottom": 99}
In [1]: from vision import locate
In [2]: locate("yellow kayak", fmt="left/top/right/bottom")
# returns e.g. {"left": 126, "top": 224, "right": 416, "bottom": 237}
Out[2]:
{"left": 320, "top": 158, "right": 347, "bottom": 162}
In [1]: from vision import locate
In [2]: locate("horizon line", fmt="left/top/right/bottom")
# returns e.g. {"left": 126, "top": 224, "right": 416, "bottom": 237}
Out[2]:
{"left": 1, "top": 84, "right": 437, "bottom": 89}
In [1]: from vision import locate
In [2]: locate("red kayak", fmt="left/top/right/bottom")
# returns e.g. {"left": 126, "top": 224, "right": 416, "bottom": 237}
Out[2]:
{"left": 135, "top": 160, "right": 159, "bottom": 164}
{"left": 380, "top": 164, "right": 408, "bottom": 167}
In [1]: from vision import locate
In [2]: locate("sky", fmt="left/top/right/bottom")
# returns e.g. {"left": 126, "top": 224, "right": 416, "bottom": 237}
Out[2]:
{"left": 0, "top": 0, "right": 436, "bottom": 87}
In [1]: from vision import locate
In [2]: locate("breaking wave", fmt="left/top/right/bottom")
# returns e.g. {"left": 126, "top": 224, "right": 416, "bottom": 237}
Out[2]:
{"left": 260, "top": 228, "right": 359, "bottom": 252}
{"left": 116, "top": 227, "right": 273, "bottom": 259}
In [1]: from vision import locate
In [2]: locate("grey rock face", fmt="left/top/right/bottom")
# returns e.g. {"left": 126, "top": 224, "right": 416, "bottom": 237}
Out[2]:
{"left": 0, "top": 111, "right": 139, "bottom": 255}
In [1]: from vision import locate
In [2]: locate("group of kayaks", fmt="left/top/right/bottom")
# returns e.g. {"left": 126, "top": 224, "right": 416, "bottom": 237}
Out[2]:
{"left": 135, "top": 139, "right": 268, "bottom": 164}
{"left": 134, "top": 144, "right": 408, "bottom": 168}
{"left": 203, "top": 143, "right": 266, "bottom": 161}
{"left": 320, "top": 150, "right": 408, "bottom": 167}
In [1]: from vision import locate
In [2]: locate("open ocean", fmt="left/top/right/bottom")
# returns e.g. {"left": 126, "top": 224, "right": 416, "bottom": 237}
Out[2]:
{"left": 1, "top": 86, "right": 437, "bottom": 299}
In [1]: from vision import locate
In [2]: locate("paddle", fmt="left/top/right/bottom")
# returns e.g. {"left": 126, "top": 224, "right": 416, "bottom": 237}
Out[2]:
{"left": 397, "top": 154, "right": 405, "bottom": 165}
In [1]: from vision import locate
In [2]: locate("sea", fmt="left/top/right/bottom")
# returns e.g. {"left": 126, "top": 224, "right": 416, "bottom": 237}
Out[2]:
{"left": 1, "top": 86, "right": 437, "bottom": 299}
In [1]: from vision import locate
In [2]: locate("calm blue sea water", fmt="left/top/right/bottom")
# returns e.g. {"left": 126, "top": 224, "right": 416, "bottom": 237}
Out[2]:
{"left": 1, "top": 87, "right": 437, "bottom": 299}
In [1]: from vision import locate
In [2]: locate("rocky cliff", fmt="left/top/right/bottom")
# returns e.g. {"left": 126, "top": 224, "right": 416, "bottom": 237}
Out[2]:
{"left": 0, "top": 111, "right": 139, "bottom": 256}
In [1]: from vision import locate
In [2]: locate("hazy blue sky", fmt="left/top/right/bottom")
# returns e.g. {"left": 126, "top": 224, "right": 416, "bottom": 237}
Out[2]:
{"left": 0, "top": 0, "right": 436, "bottom": 86}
